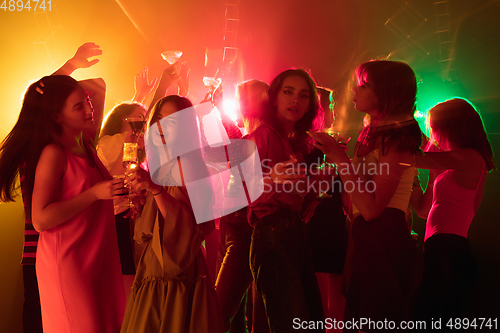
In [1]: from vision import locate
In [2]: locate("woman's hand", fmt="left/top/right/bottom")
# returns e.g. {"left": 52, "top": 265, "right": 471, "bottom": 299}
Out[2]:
{"left": 125, "top": 191, "right": 147, "bottom": 219}
{"left": 307, "top": 131, "right": 348, "bottom": 163}
{"left": 269, "top": 157, "right": 307, "bottom": 185}
{"left": 269, "top": 158, "right": 308, "bottom": 196}
{"left": 91, "top": 178, "right": 126, "bottom": 200}
{"left": 68, "top": 42, "right": 102, "bottom": 70}
{"left": 125, "top": 167, "right": 162, "bottom": 194}
{"left": 52, "top": 42, "right": 102, "bottom": 76}
{"left": 133, "top": 68, "right": 157, "bottom": 103}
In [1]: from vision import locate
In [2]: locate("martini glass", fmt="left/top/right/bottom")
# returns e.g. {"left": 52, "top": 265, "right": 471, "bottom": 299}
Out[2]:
{"left": 203, "top": 76, "right": 221, "bottom": 89}
{"left": 161, "top": 50, "right": 182, "bottom": 65}
{"left": 319, "top": 127, "right": 340, "bottom": 169}
{"left": 124, "top": 115, "right": 145, "bottom": 142}
{"left": 315, "top": 126, "right": 340, "bottom": 199}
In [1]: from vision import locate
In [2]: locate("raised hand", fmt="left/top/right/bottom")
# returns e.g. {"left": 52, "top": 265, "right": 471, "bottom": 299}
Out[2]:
{"left": 134, "top": 68, "right": 157, "bottom": 103}
{"left": 69, "top": 42, "right": 102, "bottom": 69}
{"left": 178, "top": 62, "right": 190, "bottom": 97}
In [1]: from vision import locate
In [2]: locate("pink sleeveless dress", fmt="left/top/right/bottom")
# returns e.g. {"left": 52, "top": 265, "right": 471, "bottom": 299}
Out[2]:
{"left": 36, "top": 145, "right": 126, "bottom": 333}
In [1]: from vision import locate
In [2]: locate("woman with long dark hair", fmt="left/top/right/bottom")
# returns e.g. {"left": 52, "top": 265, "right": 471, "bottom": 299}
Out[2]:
{"left": 247, "top": 68, "right": 325, "bottom": 332}
{"left": 0, "top": 72, "right": 126, "bottom": 332}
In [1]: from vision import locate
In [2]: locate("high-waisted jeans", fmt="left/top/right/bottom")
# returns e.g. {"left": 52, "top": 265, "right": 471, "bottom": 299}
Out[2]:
{"left": 250, "top": 208, "right": 325, "bottom": 333}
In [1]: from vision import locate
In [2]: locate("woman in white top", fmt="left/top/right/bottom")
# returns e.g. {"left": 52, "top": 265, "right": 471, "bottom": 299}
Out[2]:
{"left": 309, "top": 59, "right": 423, "bottom": 332}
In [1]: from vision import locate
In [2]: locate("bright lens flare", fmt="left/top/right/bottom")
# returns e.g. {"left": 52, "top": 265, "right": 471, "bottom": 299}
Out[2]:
{"left": 223, "top": 99, "right": 238, "bottom": 122}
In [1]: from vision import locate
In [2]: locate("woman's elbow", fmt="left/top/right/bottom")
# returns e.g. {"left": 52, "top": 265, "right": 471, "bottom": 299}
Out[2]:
{"left": 31, "top": 213, "right": 50, "bottom": 232}
{"left": 31, "top": 219, "right": 46, "bottom": 233}
{"left": 413, "top": 206, "right": 429, "bottom": 220}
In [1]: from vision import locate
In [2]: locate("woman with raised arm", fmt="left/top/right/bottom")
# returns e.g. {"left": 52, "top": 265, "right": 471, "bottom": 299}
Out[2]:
{"left": 411, "top": 98, "right": 496, "bottom": 326}
{"left": 0, "top": 44, "right": 126, "bottom": 333}
{"left": 309, "top": 60, "right": 423, "bottom": 331}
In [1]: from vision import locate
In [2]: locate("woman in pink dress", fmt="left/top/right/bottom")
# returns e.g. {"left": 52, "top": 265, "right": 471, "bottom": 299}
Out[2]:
{"left": 0, "top": 43, "right": 125, "bottom": 332}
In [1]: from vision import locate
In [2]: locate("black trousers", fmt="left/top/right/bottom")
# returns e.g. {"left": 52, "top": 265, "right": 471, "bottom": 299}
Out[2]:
{"left": 412, "top": 233, "right": 477, "bottom": 331}
{"left": 23, "top": 264, "right": 43, "bottom": 333}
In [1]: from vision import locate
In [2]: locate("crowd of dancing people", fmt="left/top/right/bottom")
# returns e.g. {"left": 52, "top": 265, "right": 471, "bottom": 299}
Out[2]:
{"left": 0, "top": 42, "right": 496, "bottom": 333}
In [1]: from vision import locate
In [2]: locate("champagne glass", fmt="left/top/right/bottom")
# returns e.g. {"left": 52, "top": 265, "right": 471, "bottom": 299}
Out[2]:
{"left": 123, "top": 143, "right": 139, "bottom": 207}
{"left": 161, "top": 50, "right": 182, "bottom": 65}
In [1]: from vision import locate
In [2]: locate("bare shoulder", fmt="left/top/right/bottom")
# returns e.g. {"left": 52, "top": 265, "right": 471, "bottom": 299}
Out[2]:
{"left": 38, "top": 144, "right": 67, "bottom": 173}
{"left": 40, "top": 143, "right": 65, "bottom": 160}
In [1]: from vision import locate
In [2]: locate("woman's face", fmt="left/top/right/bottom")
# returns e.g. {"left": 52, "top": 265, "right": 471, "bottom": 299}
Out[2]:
{"left": 153, "top": 102, "right": 180, "bottom": 147}
{"left": 55, "top": 87, "right": 94, "bottom": 133}
{"left": 351, "top": 77, "right": 379, "bottom": 116}
{"left": 275, "top": 75, "right": 310, "bottom": 127}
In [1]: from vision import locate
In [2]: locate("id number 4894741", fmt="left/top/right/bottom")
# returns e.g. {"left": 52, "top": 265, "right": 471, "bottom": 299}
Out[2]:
{"left": 1, "top": 0, "right": 51, "bottom": 11}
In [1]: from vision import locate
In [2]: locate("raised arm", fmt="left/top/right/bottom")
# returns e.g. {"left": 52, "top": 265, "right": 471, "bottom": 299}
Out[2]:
{"left": 177, "top": 62, "right": 190, "bottom": 97}
{"left": 132, "top": 67, "right": 157, "bottom": 104}
{"left": 31, "top": 144, "right": 122, "bottom": 232}
{"left": 79, "top": 78, "right": 106, "bottom": 146}
{"left": 52, "top": 42, "right": 102, "bottom": 76}
{"left": 49, "top": 43, "right": 105, "bottom": 146}
{"left": 414, "top": 149, "right": 483, "bottom": 171}
{"left": 146, "top": 63, "right": 181, "bottom": 114}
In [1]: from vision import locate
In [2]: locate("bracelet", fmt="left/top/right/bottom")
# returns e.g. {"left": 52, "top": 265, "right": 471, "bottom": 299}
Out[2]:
{"left": 152, "top": 187, "right": 163, "bottom": 196}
